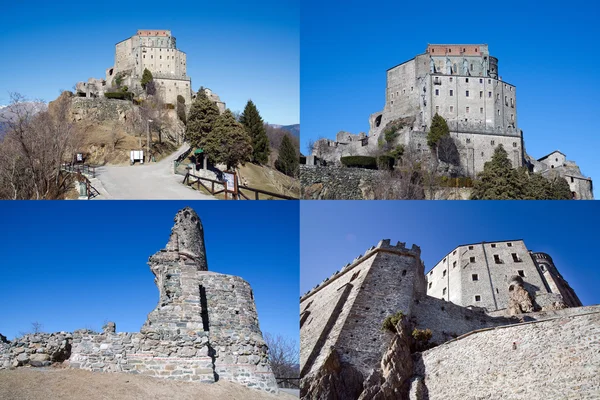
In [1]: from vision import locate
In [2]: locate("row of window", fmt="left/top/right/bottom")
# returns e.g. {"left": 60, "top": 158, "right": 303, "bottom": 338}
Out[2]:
{"left": 465, "top": 138, "right": 518, "bottom": 147}
{"left": 434, "top": 76, "right": 514, "bottom": 91}
{"left": 434, "top": 105, "right": 515, "bottom": 120}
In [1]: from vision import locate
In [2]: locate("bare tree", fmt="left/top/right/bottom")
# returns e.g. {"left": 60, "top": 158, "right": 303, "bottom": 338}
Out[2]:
{"left": 0, "top": 92, "right": 78, "bottom": 199}
{"left": 368, "top": 149, "right": 427, "bottom": 200}
{"left": 264, "top": 333, "right": 299, "bottom": 388}
{"left": 109, "top": 121, "right": 124, "bottom": 151}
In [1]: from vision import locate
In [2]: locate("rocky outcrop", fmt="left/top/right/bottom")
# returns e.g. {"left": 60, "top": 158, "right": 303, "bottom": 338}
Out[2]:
{"left": 507, "top": 276, "right": 535, "bottom": 315}
{"left": 301, "top": 347, "right": 364, "bottom": 400}
{"left": 300, "top": 166, "right": 383, "bottom": 200}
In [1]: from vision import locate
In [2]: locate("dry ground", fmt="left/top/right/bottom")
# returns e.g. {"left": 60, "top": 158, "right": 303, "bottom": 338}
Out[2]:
{"left": 0, "top": 368, "right": 297, "bottom": 400}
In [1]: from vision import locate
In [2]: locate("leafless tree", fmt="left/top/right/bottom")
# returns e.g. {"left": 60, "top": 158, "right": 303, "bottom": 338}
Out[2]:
{"left": 0, "top": 92, "right": 78, "bottom": 199}
{"left": 368, "top": 149, "right": 428, "bottom": 199}
{"left": 264, "top": 333, "right": 299, "bottom": 388}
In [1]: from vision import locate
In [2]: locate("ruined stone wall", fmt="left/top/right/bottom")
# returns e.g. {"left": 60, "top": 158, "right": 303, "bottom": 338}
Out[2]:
{"left": 300, "top": 166, "right": 384, "bottom": 200}
{"left": 415, "top": 311, "right": 600, "bottom": 399}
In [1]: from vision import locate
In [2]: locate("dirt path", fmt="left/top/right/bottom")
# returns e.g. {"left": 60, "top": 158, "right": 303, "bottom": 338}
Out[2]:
{"left": 0, "top": 368, "right": 297, "bottom": 400}
{"left": 92, "top": 144, "right": 215, "bottom": 200}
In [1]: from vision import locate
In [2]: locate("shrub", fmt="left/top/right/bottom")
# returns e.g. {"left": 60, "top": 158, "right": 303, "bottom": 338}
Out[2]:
{"left": 412, "top": 328, "right": 434, "bottom": 352}
{"left": 341, "top": 156, "right": 377, "bottom": 169}
{"left": 377, "top": 155, "right": 395, "bottom": 170}
{"left": 382, "top": 311, "right": 404, "bottom": 333}
{"left": 104, "top": 91, "right": 133, "bottom": 101}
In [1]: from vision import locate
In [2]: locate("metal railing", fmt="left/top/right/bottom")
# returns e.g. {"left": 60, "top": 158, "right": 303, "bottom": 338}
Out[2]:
{"left": 61, "top": 163, "right": 96, "bottom": 178}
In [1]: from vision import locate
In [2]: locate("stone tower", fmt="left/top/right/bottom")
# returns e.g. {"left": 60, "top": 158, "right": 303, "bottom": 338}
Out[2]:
{"left": 142, "top": 207, "right": 278, "bottom": 392}
{"left": 530, "top": 252, "right": 582, "bottom": 308}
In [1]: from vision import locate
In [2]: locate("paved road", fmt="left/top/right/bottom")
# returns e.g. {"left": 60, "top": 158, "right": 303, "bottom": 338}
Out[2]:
{"left": 92, "top": 144, "right": 215, "bottom": 200}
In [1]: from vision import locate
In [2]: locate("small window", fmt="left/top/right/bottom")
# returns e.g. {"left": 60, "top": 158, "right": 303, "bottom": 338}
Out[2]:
{"left": 449, "top": 90, "right": 454, "bottom": 96}
{"left": 450, "top": 105, "right": 454, "bottom": 113}
{"left": 571, "top": 177, "right": 574, "bottom": 183}
{"left": 466, "top": 90, "right": 470, "bottom": 97}
{"left": 513, "top": 142, "right": 517, "bottom": 148}
{"left": 443, "top": 270, "right": 447, "bottom": 277}
{"left": 466, "top": 107, "right": 470, "bottom": 113}
{"left": 480, "top": 107, "right": 484, "bottom": 114}
{"left": 491, "top": 140, "right": 495, "bottom": 145}
{"left": 453, "top": 250, "right": 457, "bottom": 255}
{"left": 468, "top": 246, "right": 474, "bottom": 250}
{"left": 475, "top": 295, "right": 481, "bottom": 302}
{"left": 450, "top": 77, "right": 453, "bottom": 82}
{"left": 435, "top": 89, "right": 439, "bottom": 95}
{"left": 428, "top": 282, "right": 432, "bottom": 289}
{"left": 494, "top": 254, "right": 502, "bottom": 264}
{"left": 436, "top": 106, "right": 440, "bottom": 113}
{"left": 512, "top": 253, "right": 522, "bottom": 262}
{"left": 466, "top": 138, "right": 471, "bottom": 143}
{"left": 443, "top": 287, "right": 447, "bottom": 295}
{"left": 518, "top": 270, "right": 525, "bottom": 277}
{"left": 479, "top": 91, "right": 483, "bottom": 98}
{"left": 453, "top": 261, "right": 457, "bottom": 268}
{"left": 471, "top": 64, "right": 474, "bottom": 71}
{"left": 507, "top": 242, "right": 513, "bottom": 247}
{"left": 491, "top": 244, "right": 496, "bottom": 248}
{"left": 470, "top": 256, "right": 475, "bottom": 263}
{"left": 497, "top": 109, "right": 501, "bottom": 116}
{"left": 479, "top": 78, "right": 483, "bottom": 84}
{"left": 472, "top": 274, "right": 479, "bottom": 281}
{"left": 488, "top": 91, "right": 492, "bottom": 98}
{"left": 466, "top": 78, "right": 469, "bottom": 83}
{"left": 488, "top": 79, "right": 491, "bottom": 84}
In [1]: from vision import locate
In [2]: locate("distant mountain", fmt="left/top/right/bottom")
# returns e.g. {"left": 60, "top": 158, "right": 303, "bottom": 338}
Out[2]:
{"left": 270, "top": 124, "right": 300, "bottom": 138}
{"left": 0, "top": 102, "right": 47, "bottom": 139}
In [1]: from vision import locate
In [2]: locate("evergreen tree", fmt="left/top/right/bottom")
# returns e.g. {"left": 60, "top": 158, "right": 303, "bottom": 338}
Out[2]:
{"left": 551, "top": 176, "right": 573, "bottom": 199}
{"left": 427, "top": 113, "right": 450, "bottom": 148}
{"left": 185, "top": 89, "right": 219, "bottom": 149}
{"left": 176, "top": 95, "right": 186, "bottom": 125}
{"left": 239, "top": 100, "right": 270, "bottom": 164}
{"left": 525, "top": 172, "right": 553, "bottom": 199}
{"left": 141, "top": 69, "right": 153, "bottom": 90}
{"left": 471, "top": 145, "right": 523, "bottom": 199}
{"left": 203, "top": 109, "right": 252, "bottom": 170}
{"left": 275, "top": 134, "right": 299, "bottom": 177}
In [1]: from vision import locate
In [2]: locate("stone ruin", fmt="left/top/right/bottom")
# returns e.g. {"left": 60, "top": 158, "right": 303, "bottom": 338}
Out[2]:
{"left": 0, "top": 207, "right": 278, "bottom": 393}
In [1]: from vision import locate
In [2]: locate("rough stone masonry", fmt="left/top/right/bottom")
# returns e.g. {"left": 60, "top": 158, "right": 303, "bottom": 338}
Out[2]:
{"left": 0, "top": 207, "right": 278, "bottom": 393}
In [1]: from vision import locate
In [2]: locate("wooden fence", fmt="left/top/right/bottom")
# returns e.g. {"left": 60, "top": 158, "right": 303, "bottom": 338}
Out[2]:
{"left": 183, "top": 172, "right": 297, "bottom": 200}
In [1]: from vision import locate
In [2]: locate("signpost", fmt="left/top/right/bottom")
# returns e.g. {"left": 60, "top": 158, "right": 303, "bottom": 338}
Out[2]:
{"left": 130, "top": 150, "right": 144, "bottom": 165}
{"left": 223, "top": 171, "right": 238, "bottom": 200}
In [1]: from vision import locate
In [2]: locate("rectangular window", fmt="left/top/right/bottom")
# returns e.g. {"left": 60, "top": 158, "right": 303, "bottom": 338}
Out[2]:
{"left": 450, "top": 77, "right": 453, "bottom": 82}
{"left": 507, "top": 242, "right": 513, "bottom": 247}
{"left": 480, "top": 107, "right": 484, "bottom": 114}
{"left": 443, "top": 287, "right": 447, "bottom": 295}
{"left": 436, "top": 106, "right": 440, "bottom": 113}
{"left": 491, "top": 140, "right": 495, "bottom": 145}
{"left": 479, "top": 79, "right": 483, "bottom": 83}
{"left": 480, "top": 91, "right": 483, "bottom": 98}
{"left": 435, "top": 89, "right": 439, "bottom": 95}
{"left": 470, "top": 256, "right": 475, "bottom": 262}
{"left": 475, "top": 295, "right": 481, "bottom": 302}
{"left": 518, "top": 270, "right": 525, "bottom": 277}
{"left": 472, "top": 274, "right": 479, "bottom": 281}
{"left": 466, "top": 90, "right": 470, "bottom": 97}
{"left": 453, "top": 261, "right": 457, "bottom": 268}
{"left": 488, "top": 91, "right": 492, "bottom": 98}
{"left": 494, "top": 254, "right": 502, "bottom": 264}
{"left": 498, "top": 109, "right": 501, "bottom": 115}
{"left": 512, "top": 253, "right": 522, "bottom": 262}
{"left": 429, "top": 282, "right": 432, "bottom": 289}
{"left": 466, "top": 107, "right": 470, "bottom": 113}
{"left": 450, "top": 105, "right": 454, "bottom": 113}
{"left": 491, "top": 244, "right": 496, "bottom": 248}
{"left": 450, "top": 90, "right": 454, "bottom": 96}
{"left": 468, "top": 245, "right": 474, "bottom": 250}
{"left": 466, "top": 78, "right": 469, "bottom": 83}
{"left": 488, "top": 79, "right": 491, "bottom": 84}
{"left": 443, "top": 269, "right": 447, "bottom": 277}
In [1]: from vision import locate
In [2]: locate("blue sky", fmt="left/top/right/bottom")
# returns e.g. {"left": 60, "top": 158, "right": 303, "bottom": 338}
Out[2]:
{"left": 0, "top": 201, "right": 299, "bottom": 345}
{"left": 301, "top": 0, "right": 600, "bottom": 197}
{"left": 301, "top": 201, "right": 600, "bottom": 308}
{"left": 0, "top": 0, "right": 299, "bottom": 124}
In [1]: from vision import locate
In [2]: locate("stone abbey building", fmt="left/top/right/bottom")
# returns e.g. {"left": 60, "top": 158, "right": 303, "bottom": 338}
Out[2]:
{"left": 76, "top": 30, "right": 226, "bottom": 111}
{"left": 311, "top": 44, "right": 593, "bottom": 199}
{"left": 300, "top": 239, "right": 598, "bottom": 399}
{"left": 1, "top": 208, "right": 278, "bottom": 393}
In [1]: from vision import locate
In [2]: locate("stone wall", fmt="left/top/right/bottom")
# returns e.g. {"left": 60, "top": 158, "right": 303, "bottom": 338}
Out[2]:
{"left": 300, "top": 166, "right": 383, "bottom": 200}
{"left": 70, "top": 97, "right": 134, "bottom": 123}
{"left": 415, "top": 311, "right": 600, "bottom": 399}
